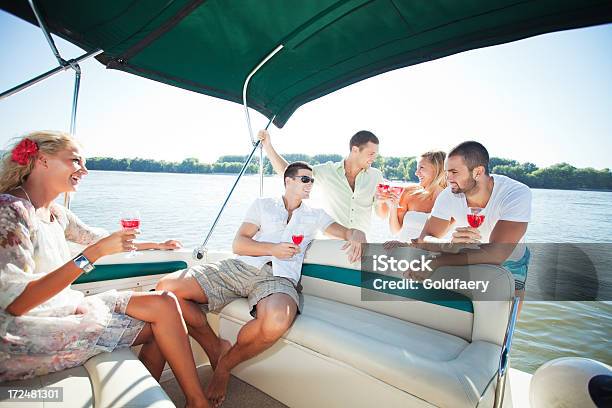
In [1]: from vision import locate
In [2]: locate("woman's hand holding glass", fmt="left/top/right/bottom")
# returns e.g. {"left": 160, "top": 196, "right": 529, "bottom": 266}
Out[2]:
{"left": 87, "top": 228, "right": 140, "bottom": 260}
{"left": 388, "top": 184, "right": 404, "bottom": 209}
{"left": 387, "top": 190, "right": 402, "bottom": 209}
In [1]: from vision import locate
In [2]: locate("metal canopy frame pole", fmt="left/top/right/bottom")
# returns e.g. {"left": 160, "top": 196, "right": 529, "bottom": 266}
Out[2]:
{"left": 21, "top": 0, "right": 91, "bottom": 209}
{"left": 259, "top": 142, "right": 264, "bottom": 197}
{"left": 242, "top": 45, "right": 283, "bottom": 145}
{"left": 27, "top": 0, "right": 84, "bottom": 139}
{"left": 69, "top": 64, "right": 82, "bottom": 137}
{"left": 28, "top": 0, "right": 64, "bottom": 66}
{"left": 258, "top": 114, "right": 275, "bottom": 197}
{"left": 193, "top": 46, "right": 283, "bottom": 260}
{"left": 0, "top": 49, "right": 102, "bottom": 101}
{"left": 192, "top": 118, "right": 274, "bottom": 260}
{"left": 242, "top": 46, "right": 282, "bottom": 197}
{"left": 62, "top": 62, "right": 82, "bottom": 208}
{"left": 493, "top": 296, "right": 521, "bottom": 408}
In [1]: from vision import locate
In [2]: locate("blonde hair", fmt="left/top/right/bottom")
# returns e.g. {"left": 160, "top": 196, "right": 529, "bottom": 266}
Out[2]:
{"left": 0, "top": 130, "right": 78, "bottom": 193}
{"left": 415, "top": 150, "right": 447, "bottom": 195}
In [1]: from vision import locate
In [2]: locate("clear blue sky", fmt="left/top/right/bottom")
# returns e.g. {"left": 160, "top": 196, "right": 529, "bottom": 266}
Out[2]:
{"left": 0, "top": 10, "right": 611, "bottom": 169}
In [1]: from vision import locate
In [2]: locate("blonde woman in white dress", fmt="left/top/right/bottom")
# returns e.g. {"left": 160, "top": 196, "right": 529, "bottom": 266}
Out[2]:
{"left": 385, "top": 151, "right": 447, "bottom": 243}
{"left": 0, "top": 131, "right": 210, "bottom": 408}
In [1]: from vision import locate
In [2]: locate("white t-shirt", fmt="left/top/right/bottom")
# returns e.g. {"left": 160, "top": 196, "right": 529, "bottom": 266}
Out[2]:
{"left": 430, "top": 174, "right": 531, "bottom": 260}
{"left": 237, "top": 197, "right": 335, "bottom": 283}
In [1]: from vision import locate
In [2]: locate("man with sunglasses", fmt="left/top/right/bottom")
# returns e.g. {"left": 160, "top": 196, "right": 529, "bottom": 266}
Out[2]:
{"left": 156, "top": 161, "right": 366, "bottom": 406}
{"left": 258, "top": 129, "right": 387, "bottom": 237}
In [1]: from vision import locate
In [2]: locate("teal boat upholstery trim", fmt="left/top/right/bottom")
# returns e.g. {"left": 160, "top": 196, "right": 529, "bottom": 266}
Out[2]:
{"left": 74, "top": 261, "right": 188, "bottom": 284}
{"left": 302, "top": 263, "right": 474, "bottom": 313}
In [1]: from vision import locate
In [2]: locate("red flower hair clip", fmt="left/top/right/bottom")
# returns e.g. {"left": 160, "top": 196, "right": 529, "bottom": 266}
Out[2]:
{"left": 11, "top": 138, "right": 39, "bottom": 166}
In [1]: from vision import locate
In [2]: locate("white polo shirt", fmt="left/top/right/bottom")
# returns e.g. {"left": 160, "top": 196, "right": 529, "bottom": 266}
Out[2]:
{"left": 312, "top": 160, "right": 383, "bottom": 236}
{"left": 431, "top": 174, "right": 532, "bottom": 260}
{"left": 237, "top": 197, "right": 335, "bottom": 283}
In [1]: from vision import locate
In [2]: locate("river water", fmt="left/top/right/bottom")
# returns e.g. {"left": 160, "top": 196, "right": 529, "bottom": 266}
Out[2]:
{"left": 69, "top": 171, "right": 612, "bottom": 373}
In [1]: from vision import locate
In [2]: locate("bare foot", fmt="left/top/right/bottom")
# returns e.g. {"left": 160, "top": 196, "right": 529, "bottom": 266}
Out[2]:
{"left": 209, "top": 339, "right": 231, "bottom": 371}
{"left": 206, "top": 363, "right": 231, "bottom": 408}
{"left": 185, "top": 396, "right": 210, "bottom": 408}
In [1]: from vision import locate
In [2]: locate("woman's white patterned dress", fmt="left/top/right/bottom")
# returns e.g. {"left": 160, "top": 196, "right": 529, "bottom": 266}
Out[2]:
{"left": 0, "top": 194, "right": 145, "bottom": 382}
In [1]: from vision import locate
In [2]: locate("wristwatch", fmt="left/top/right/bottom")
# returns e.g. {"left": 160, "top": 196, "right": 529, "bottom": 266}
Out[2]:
{"left": 73, "top": 253, "right": 95, "bottom": 274}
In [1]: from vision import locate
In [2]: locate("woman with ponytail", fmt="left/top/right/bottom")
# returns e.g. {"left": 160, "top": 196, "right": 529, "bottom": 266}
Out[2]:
{"left": 0, "top": 131, "right": 209, "bottom": 407}
{"left": 386, "top": 151, "right": 447, "bottom": 241}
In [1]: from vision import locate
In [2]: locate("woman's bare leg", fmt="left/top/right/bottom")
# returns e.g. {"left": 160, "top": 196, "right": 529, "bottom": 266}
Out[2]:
{"left": 132, "top": 323, "right": 165, "bottom": 381}
{"left": 126, "top": 291, "right": 208, "bottom": 408}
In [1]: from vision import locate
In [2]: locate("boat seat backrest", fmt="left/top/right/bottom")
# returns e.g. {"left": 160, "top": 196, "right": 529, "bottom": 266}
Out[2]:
{"left": 302, "top": 240, "right": 514, "bottom": 345}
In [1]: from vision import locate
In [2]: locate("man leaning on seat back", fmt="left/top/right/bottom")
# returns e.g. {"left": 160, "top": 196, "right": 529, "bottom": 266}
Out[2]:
{"left": 410, "top": 141, "right": 532, "bottom": 296}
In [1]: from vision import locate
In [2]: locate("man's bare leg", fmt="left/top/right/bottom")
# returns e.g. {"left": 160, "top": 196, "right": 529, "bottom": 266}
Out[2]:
{"left": 206, "top": 293, "right": 297, "bottom": 407}
{"left": 157, "top": 272, "right": 231, "bottom": 369}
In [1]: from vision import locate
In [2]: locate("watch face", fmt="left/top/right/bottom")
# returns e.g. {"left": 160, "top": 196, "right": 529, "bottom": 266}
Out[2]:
{"left": 74, "top": 255, "right": 94, "bottom": 273}
{"left": 74, "top": 255, "right": 88, "bottom": 268}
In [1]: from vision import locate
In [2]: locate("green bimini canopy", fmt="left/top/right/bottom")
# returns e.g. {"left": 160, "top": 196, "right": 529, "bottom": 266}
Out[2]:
{"left": 3, "top": 0, "right": 611, "bottom": 127}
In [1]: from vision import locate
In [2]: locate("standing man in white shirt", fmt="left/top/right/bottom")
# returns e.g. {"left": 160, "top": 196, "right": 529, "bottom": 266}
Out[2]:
{"left": 156, "top": 162, "right": 366, "bottom": 407}
{"left": 413, "top": 141, "right": 532, "bottom": 292}
{"left": 257, "top": 129, "right": 388, "bottom": 237}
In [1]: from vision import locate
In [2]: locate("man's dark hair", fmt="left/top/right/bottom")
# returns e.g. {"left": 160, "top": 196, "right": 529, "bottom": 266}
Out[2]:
{"left": 349, "top": 130, "right": 379, "bottom": 150}
{"left": 448, "top": 141, "right": 490, "bottom": 174}
{"left": 283, "top": 161, "right": 312, "bottom": 186}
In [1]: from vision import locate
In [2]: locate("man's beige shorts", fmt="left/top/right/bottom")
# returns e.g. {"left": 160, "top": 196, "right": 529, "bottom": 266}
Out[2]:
{"left": 188, "top": 259, "right": 302, "bottom": 317}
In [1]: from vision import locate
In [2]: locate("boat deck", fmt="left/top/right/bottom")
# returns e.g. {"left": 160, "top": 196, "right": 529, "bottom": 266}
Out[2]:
{"left": 160, "top": 365, "right": 287, "bottom": 408}
{"left": 160, "top": 364, "right": 531, "bottom": 407}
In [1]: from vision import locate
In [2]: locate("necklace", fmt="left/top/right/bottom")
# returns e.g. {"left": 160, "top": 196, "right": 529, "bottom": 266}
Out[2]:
{"left": 16, "top": 185, "right": 54, "bottom": 222}
{"left": 16, "top": 185, "right": 32, "bottom": 204}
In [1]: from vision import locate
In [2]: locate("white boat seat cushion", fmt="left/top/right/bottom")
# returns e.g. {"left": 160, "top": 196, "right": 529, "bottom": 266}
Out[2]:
{"left": 220, "top": 294, "right": 500, "bottom": 408}
{"left": 84, "top": 348, "right": 174, "bottom": 407}
{"left": 0, "top": 349, "right": 174, "bottom": 408}
{"left": 0, "top": 365, "right": 92, "bottom": 408}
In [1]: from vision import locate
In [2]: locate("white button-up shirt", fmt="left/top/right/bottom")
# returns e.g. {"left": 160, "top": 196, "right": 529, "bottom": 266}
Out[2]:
{"left": 236, "top": 197, "right": 335, "bottom": 283}
{"left": 312, "top": 160, "right": 383, "bottom": 236}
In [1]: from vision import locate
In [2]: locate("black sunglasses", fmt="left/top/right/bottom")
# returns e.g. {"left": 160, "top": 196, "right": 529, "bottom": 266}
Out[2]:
{"left": 290, "top": 175, "right": 315, "bottom": 184}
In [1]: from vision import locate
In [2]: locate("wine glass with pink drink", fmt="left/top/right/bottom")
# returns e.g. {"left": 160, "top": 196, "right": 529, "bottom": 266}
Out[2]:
{"left": 467, "top": 207, "right": 485, "bottom": 228}
{"left": 120, "top": 210, "right": 140, "bottom": 258}
{"left": 377, "top": 179, "right": 400, "bottom": 207}
{"left": 291, "top": 234, "right": 304, "bottom": 260}
{"left": 377, "top": 180, "right": 390, "bottom": 194}
{"left": 389, "top": 183, "right": 404, "bottom": 209}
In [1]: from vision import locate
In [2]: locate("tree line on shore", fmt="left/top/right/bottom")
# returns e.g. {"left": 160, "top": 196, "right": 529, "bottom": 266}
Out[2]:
{"left": 84, "top": 154, "right": 612, "bottom": 190}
